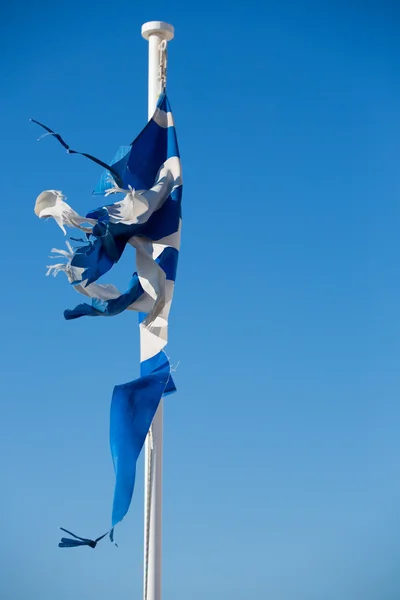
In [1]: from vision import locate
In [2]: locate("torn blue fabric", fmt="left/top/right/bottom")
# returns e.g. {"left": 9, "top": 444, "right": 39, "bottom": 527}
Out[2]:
{"left": 31, "top": 119, "right": 124, "bottom": 187}
{"left": 110, "top": 351, "right": 172, "bottom": 526}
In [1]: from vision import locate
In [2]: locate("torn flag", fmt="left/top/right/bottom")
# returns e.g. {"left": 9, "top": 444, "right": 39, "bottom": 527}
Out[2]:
{"left": 34, "top": 93, "right": 182, "bottom": 544}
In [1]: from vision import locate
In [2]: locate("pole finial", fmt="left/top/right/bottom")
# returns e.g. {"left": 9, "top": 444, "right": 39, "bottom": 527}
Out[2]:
{"left": 141, "top": 21, "right": 174, "bottom": 41}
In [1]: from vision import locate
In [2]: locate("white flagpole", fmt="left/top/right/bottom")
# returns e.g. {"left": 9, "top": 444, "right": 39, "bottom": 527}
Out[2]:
{"left": 141, "top": 20, "right": 174, "bottom": 600}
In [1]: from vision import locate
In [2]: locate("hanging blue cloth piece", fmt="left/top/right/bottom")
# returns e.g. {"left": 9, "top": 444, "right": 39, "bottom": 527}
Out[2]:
{"left": 110, "top": 351, "right": 172, "bottom": 526}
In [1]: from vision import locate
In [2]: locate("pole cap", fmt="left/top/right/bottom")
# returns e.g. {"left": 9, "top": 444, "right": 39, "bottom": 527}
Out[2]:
{"left": 141, "top": 21, "right": 174, "bottom": 41}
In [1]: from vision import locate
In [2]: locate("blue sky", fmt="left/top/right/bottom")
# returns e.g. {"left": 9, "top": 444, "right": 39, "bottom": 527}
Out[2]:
{"left": 1, "top": 1, "right": 400, "bottom": 599}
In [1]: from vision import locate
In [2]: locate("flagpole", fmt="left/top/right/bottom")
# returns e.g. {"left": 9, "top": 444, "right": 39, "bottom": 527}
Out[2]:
{"left": 141, "top": 21, "right": 174, "bottom": 600}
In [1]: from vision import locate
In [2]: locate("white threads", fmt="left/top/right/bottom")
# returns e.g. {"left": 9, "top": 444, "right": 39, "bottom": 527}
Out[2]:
{"left": 170, "top": 360, "right": 180, "bottom": 373}
{"left": 46, "top": 242, "right": 73, "bottom": 275}
{"left": 104, "top": 181, "right": 135, "bottom": 197}
{"left": 37, "top": 132, "right": 56, "bottom": 142}
{"left": 166, "top": 354, "right": 180, "bottom": 373}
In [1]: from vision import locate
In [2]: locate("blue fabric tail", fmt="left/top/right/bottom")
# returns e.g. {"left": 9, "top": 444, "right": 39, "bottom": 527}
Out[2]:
{"left": 110, "top": 351, "right": 172, "bottom": 527}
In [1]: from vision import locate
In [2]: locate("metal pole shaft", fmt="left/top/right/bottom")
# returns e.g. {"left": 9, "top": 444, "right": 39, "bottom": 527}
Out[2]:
{"left": 141, "top": 21, "right": 174, "bottom": 600}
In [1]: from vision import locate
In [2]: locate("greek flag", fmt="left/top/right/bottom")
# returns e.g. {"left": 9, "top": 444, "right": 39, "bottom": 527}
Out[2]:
{"left": 34, "top": 93, "right": 182, "bottom": 546}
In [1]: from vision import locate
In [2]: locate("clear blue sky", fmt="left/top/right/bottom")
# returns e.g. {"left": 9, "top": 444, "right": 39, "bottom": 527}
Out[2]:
{"left": 1, "top": 1, "right": 400, "bottom": 599}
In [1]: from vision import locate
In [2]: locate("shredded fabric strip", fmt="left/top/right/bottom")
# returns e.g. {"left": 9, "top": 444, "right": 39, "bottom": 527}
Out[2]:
{"left": 33, "top": 94, "right": 182, "bottom": 547}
